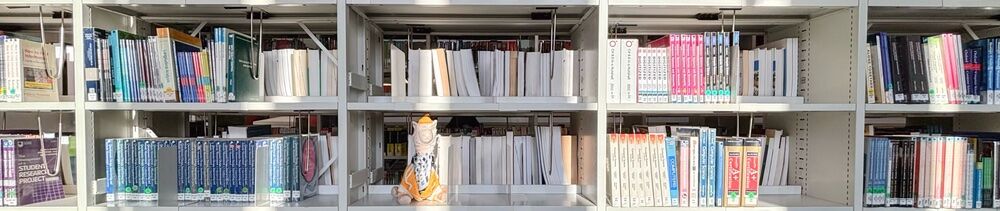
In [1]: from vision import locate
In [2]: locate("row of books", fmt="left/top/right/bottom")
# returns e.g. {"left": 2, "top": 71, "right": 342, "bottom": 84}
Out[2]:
{"left": 865, "top": 33, "right": 998, "bottom": 104}
{"left": 85, "top": 27, "right": 338, "bottom": 103}
{"left": 104, "top": 134, "right": 337, "bottom": 203}
{"left": 864, "top": 135, "right": 997, "bottom": 208}
{"left": 261, "top": 49, "right": 337, "bottom": 97}
{"left": 0, "top": 36, "right": 61, "bottom": 102}
{"left": 2, "top": 136, "right": 66, "bottom": 206}
{"left": 388, "top": 45, "right": 578, "bottom": 98}
{"left": 760, "top": 129, "right": 790, "bottom": 186}
{"left": 608, "top": 33, "right": 799, "bottom": 104}
{"left": 607, "top": 126, "right": 762, "bottom": 208}
{"left": 435, "top": 126, "right": 576, "bottom": 185}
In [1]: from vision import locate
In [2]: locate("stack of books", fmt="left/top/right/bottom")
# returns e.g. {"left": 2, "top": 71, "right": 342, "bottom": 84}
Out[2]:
{"left": 607, "top": 125, "right": 763, "bottom": 208}
{"left": 608, "top": 33, "right": 800, "bottom": 104}
{"left": 84, "top": 26, "right": 339, "bottom": 103}
{"left": 865, "top": 135, "right": 999, "bottom": 208}
{"left": 1, "top": 136, "right": 66, "bottom": 206}
{"left": 434, "top": 126, "right": 576, "bottom": 185}
{"left": 865, "top": 32, "right": 1000, "bottom": 104}
{"left": 0, "top": 36, "right": 61, "bottom": 102}
{"left": 388, "top": 44, "right": 578, "bottom": 98}
{"left": 103, "top": 134, "right": 337, "bottom": 203}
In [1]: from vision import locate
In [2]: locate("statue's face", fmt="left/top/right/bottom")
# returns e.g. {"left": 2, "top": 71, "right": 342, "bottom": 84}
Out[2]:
{"left": 411, "top": 120, "right": 438, "bottom": 153}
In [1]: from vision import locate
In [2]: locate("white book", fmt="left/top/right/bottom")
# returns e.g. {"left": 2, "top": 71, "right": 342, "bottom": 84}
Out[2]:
{"left": 774, "top": 48, "right": 786, "bottom": 97}
{"left": 322, "top": 49, "right": 337, "bottom": 96}
{"left": 437, "top": 136, "right": 452, "bottom": 185}
{"left": 445, "top": 50, "right": 458, "bottom": 96}
{"left": 540, "top": 53, "right": 552, "bottom": 97}
{"left": 417, "top": 50, "right": 434, "bottom": 96}
{"left": 525, "top": 52, "right": 541, "bottom": 96}
{"left": 453, "top": 50, "right": 469, "bottom": 97}
{"left": 608, "top": 134, "right": 622, "bottom": 207}
{"left": 308, "top": 50, "right": 321, "bottom": 96}
{"left": 608, "top": 39, "right": 622, "bottom": 103}
{"left": 494, "top": 136, "right": 506, "bottom": 184}
{"left": 461, "top": 136, "right": 472, "bottom": 185}
{"left": 431, "top": 49, "right": 446, "bottom": 96}
{"left": 390, "top": 45, "right": 406, "bottom": 97}
{"left": 478, "top": 51, "right": 493, "bottom": 96}
{"left": 642, "top": 135, "right": 654, "bottom": 206}
{"left": 450, "top": 136, "right": 464, "bottom": 185}
{"left": 474, "top": 137, "right": 484, "bottom": 184}
{"left": 552, "top": 50, "right": 565, "bottom": 97}
{"left": 759, "top": 38, "right": 800, "bottom": 97}
{"left": 622, "top": 39, "right": 639, "bottom": 103}
{"left": 513, "top": 137, "right": 523, "bottom": 185}
{"left": 459, "top": 50, "right": 480, "bottom": 96}
{"left": 406, "top": 50, "right": 423, "bottom": 97}
{"left": 779, "top": 137, "right": 789, "bottom": 185}
{"left": 621, "top": 135, "right": 632, "bottom": 207}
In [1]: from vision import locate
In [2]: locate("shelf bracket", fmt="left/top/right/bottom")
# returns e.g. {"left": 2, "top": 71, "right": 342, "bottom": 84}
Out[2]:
{"left": 963, "top": 24, "right": 980, "bottom": 40}
{"left": 299, "top": 22, "right": 338, "bottom": 66}
{"left": 189, "top": 21, "right": 207, "bottom": 37}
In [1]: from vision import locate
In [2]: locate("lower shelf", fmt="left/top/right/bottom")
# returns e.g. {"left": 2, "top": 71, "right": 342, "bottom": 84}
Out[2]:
{"left": 0, "top": 196, "right": 78, "bottom": 211}
{"left": 605, "top": 194, "right": 850, "bottom": 211}
{"left": 350, "top": 193, "right": 596, "bottom": 211}
{"left": 90, "top": 194, "right": 339, "bottom": 211}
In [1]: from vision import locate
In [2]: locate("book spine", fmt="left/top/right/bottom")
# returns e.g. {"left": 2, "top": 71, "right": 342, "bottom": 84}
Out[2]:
{"left": 741, "top": 138, "right": 761, "bottom": 207}
{"left": 608, "top": 39, "right": 621, "bottom": 104}
{"left": 678, "top": 138, "right": 689, "bottom": 207}
{"left": 724, "top": 138, "right": 742, "bottom": 207}
{"left": 105, "top": 139, "right": 116, "bottom": 202}
{"left": 666, "top": 137, "right": 679, "bottom": 206}
{"left": 2, "top": 139, "right": 12, "bottom": 206}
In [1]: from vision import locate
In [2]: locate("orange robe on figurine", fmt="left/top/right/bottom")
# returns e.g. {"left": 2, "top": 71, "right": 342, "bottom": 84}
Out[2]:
{"left": 391, "top": 114, "right": 447, "bottom": 204}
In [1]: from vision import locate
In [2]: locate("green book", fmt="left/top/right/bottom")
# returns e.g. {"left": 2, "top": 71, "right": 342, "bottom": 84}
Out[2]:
{"left": 228, "top": 31, "right": 262, "bottom": 102}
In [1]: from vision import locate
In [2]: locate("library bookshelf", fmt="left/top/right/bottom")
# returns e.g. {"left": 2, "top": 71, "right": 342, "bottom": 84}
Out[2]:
{"left": 1, "top": 0, "right": 998, "bottom": 211}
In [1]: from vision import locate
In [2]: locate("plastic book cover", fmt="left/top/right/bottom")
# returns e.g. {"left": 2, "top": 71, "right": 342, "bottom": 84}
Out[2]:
{"left": 4, "top": 137, "right": 65, "bottom": 206}
{"left": 229, "top": 31, "right": 262, "bottom": 102}
{"left": 299, "top": 135, "right": 321, "bottom": 200}
{"left": 665, "top": 137, "right": 679, "bottom": 206}
{"left": 723, "top": 137, "right": 742, "bottom": 207}
{"left": 741, "top": 137, "right": 761, "bottom": 207}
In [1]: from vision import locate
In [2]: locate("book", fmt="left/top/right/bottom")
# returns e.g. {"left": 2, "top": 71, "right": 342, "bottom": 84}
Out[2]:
{"left": 2, "top": 137, "right": 65, "bottom": 206}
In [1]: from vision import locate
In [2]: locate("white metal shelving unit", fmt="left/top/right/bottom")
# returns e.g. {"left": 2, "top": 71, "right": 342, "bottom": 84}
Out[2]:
{"left": 2, "top": 0, "right": 990, "bottom": 211}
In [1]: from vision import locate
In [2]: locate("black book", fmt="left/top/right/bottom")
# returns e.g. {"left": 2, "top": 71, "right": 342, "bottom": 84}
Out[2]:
{"left": 908, "top": 37, "right": 931, "bottom": 104}
{"left": 890, "top": 37, "right": 910, "bottom": 103}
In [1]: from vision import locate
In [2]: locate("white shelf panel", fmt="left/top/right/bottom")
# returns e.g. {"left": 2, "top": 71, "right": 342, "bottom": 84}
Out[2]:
{"left": 610, "top": 0, "right": 743, "bottom": 6}
{"left": 745, "top": 0, "right": 857, "bottom": 6}
{"left": 81, "top": 0, "right": 334, "bottom": 4}
{"left": 606, "top": 194, "right": 850, "bottom": 211}
{"left": 866, "top": 104, "right": 1000, "bottom": 113}
{"left": 350, "top": 193, "right": 595, "bottom": 211}
{"left": 349, "top": 97, "right": 596, "bottom": 112}
{"left": 0, "top": 196, "right": 78, "bottom": 211}
{"left": 943, "top": 0, "right": 1000, "bottom": 7}
{"left": 869, "top": 0, "right": 943, "bottom": 7}
{"left": 607, "top": 103, "right": 854, "bottom": 113}
{"left": 0, "top": 102, "right": 75, "bottom": 111}
{"left": 0, "top": 0, "right": 73, "bottom": 3}
{"left": 91, "top": 194, "right": 338, "bottom": 211}
{"left": 347, "top": 0, "right": 596, "bottom": 5}
{"left": 85, "top": 101, "right": 338, "bottom": 111}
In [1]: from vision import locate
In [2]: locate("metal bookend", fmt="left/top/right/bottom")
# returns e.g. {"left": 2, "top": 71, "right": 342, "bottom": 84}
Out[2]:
{"left": 157, "top": 146, "right": 179, "bottom": 206}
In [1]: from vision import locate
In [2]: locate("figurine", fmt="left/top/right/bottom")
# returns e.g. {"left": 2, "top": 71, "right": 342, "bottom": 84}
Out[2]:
{"left": 391, "top": 114, "right": 447, "bottom": 204}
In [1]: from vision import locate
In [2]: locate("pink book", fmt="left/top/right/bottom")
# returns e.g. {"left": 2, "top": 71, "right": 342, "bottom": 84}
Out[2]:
{"left": 942, "top": 34, "right": 958, "bottom": 104}
{"left": 684, "top": 34, "right": 692, "bottom": 102}
{"left": 192, "top": 53, "right": 205, "bottom": 103}
{"left": 671, "top": 34, "right": 679, "bottom": 102}
{"left": 649, "top": 35, "right": 670, "bottom": 48}
{"left": 938, "top": 139, "right": 946, "bottom": 207}
{"left": 678, "top": 138, "right": 689, "bottom": 206}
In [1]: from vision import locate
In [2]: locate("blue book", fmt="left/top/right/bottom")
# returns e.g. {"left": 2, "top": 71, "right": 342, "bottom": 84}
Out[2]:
{"left": 105, "top": 139, "right": 116, "bottom": 202}
{"left": 666, "top": 137, "right": 679, "bottom": 206}
{"left": 705, "top": 129, "right": 715, "bottom": 206}
{"left": 715, "top": 139, "right": 724, "bottom": 206}
{"left": 976, "top": 160, "right": 983, "bottom": 208}
{"left": 879, "top": 33, "right": 894, "bottom": 98}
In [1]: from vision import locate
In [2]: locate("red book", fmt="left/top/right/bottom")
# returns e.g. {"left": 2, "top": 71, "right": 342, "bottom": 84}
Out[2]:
{"left": 192, "top": 52, "right": 205, "bottom": 102}
{"left": 741, "top": 137, "right": 761, "bottom": 207}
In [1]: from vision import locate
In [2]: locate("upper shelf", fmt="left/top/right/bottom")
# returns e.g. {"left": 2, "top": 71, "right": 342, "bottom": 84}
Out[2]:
{"left": 607, "top": 5, "right": 842, "bottom": 34}
{"left": 347, "top": 0, "right": 596, "bottom": 5}
{"left": 870, "top": 0, "right": 1000, "bottom": 7}
{"left": 349, "top": 96, "right": 597, "bottom": 112}
{"left": 609, "top": 0, "right": 856, "bottom": 7}
{"left": 86, "top": 99, "right": 339, "bottom": 112}
{"left": 355, "top": 4, "right": 592, "bottom": 35}
{"left": 81, "top": 0, "right": 336, "bottom": 5}
{"left": 0, "top": 102, "right": 75, "bottom": 111}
